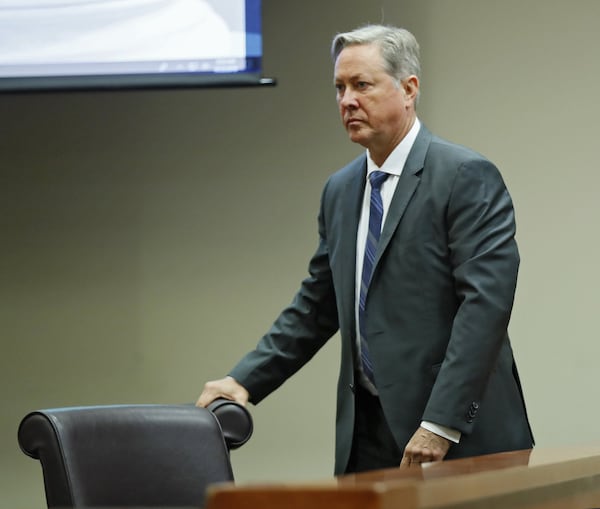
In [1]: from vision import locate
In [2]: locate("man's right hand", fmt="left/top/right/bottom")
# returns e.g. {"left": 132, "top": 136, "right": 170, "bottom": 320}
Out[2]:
{"left": 195, "top": 376, "right": 250, "bottom": 408}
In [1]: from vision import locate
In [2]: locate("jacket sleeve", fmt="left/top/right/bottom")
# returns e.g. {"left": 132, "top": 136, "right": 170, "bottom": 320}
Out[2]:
{"left": 229, "top": 182, "right": 340, "bottom": 404}
{"left": 422, "top": 156, "right": 520, "bottom": 434}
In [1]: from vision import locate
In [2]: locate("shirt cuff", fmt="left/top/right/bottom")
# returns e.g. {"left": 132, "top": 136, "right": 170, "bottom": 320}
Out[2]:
{"left": 421, "top": 420, "right": 461, "bottom": 443}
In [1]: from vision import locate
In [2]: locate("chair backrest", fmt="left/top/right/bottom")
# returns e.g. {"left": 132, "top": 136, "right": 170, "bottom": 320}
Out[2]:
{"left": 18, "top": 402, "right": 253, "bottom": 508}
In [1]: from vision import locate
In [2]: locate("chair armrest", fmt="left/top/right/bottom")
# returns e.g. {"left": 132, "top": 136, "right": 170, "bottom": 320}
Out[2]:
{"left": 207, "top": 399, "right": 253, "bottom": 450}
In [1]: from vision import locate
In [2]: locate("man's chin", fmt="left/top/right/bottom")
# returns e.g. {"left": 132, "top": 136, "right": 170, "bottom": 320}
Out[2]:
{"left": 347, "top": 132, "right": 369, "bottom": 147}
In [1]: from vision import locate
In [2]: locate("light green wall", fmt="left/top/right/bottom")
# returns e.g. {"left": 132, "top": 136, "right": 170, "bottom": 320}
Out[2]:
{"left": 2, "top": 1, "right": 599, "bottom": 507}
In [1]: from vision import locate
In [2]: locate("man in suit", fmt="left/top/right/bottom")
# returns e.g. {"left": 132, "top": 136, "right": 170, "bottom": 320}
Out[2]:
{"left": 197, "top": 24, "right": 534, "bottom": 474}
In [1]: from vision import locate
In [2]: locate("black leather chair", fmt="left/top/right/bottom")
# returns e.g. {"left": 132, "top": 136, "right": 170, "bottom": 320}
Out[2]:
{"left": 18, "top": 400, "right": 252, "bottom": 508}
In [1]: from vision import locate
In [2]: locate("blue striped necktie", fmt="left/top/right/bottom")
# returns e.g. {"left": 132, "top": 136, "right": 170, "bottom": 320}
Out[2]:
{"left": 359, "top": 170, "right": 389, "bottom": 385}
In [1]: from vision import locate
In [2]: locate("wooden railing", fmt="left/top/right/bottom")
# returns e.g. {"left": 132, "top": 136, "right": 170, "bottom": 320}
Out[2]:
{"left": 206, "top": 446, "right": 600, "bottom": 509}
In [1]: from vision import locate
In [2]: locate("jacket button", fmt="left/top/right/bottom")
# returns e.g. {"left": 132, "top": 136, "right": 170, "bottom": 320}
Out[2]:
{"left": 349, "top": 383, "right": 355, "bottom": 394}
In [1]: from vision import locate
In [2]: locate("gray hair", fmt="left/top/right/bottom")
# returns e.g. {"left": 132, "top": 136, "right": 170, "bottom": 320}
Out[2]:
{"left": 331, "top": 24, "right": 421, "bottom": 85}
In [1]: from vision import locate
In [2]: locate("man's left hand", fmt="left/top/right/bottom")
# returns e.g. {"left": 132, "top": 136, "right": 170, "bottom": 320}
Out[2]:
{"left": 400, "top": 426, "right": 451, "bottom": 466}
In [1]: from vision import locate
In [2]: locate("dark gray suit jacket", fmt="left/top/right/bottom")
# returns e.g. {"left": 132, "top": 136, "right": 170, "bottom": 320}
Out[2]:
{"left": 230, "top": 124, "right": 534, "bottom": 474}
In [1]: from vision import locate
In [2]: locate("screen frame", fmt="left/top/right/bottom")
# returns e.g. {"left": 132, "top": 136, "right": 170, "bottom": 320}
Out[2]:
{"left": 0, "top": 0, "right": 274, "bottom": 93}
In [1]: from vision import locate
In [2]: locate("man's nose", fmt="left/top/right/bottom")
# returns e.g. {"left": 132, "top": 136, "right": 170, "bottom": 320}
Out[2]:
{"left": 339, "top": 89, "right": 358, "bottom": 109}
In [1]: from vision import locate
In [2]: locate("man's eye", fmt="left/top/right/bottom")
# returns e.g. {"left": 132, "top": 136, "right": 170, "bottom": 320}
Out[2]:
{"left": 357, "top": 82, "right": 369, "bottom": 89}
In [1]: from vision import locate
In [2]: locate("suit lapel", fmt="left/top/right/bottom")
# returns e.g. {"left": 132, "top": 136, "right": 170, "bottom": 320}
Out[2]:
{"left": 334, "top": 125, "right": 432, "bottom": 331}
{"left": 338, "top": 157, "right": 367, "bottom": 337}
{"left": 374, "top": 125, "right": 432, "bottom": 269}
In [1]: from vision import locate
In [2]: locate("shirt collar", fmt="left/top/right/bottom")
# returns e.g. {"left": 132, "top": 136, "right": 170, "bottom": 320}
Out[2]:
{"left": 366, "top": 118, "right": 421, "bottom": 177}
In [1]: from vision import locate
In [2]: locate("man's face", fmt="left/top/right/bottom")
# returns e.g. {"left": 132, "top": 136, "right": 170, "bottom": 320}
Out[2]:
{"left": 334, "top": 43, "right": 417, "bottom": 163}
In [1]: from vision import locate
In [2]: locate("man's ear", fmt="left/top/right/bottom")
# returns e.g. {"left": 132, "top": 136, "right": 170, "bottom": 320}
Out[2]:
{"left": 403, "top": 75, "right": 420, "bottom": 103}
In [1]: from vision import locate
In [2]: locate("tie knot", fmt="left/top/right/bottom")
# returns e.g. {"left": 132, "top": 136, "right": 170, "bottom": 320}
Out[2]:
{"left": 369, "top": 170, "right": 388, "bottom": 191}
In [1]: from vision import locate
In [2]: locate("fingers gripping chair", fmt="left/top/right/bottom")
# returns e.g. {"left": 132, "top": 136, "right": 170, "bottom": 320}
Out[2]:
{"left": 18, "top": 400, "right": 252, "bottom": 508}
